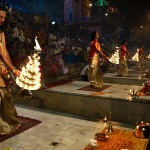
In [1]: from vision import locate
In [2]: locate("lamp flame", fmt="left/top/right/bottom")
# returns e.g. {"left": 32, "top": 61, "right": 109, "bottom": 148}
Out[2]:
{"left": 147, "top": 54, "right": 150, "bottom": 59}
{"left": 16, "top": 38, "right": 42, "bottom": 90}
{"left": 34, "top": 37, "right": 42, "bottom": 51}
{"left": 131, "top": 49, "right": 139, "bottom": 62}
{"left": 109, "top": 46, "right": 119, "bottom": 64}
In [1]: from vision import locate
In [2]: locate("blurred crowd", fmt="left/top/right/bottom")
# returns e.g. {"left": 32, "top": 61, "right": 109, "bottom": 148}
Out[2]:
{"left": 4, "top": 8, "right": 150, "bottom": 79}
{"left": 4, "top": 9, "right": 91, "bottom": 78}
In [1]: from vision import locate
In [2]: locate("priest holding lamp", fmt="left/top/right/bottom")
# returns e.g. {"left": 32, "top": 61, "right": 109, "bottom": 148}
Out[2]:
{"left": 137, "top": 44, "right": 144, "bottom": 70}
{"left": 118, "top": 40, "right": 130, "bottom": 77}
{"left": 0, "top": 4, "right": 22, "bottom": 135}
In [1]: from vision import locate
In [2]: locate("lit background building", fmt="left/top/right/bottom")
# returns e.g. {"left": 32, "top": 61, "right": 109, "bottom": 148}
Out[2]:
{"left": 4, "top": 0, "right": 64, "bottom": 21}
{"left": 64, "top": 0, "right": 91, "bottom": 23}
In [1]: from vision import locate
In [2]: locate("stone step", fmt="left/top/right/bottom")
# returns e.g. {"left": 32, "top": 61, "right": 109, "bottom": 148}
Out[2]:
{"left": 44, "top": 72, "right": 80, "bottom": 84}
{"left": 68, "top": 67, "right": 82, "bottom": 74}
{"left": 66, "top": 62, "right": 88, "bottom": 68}
{"left": 102, "top": 66, "right": 147, "bottom": 85}
{"left": 13, "top": 81, "right": 150, "bottom": 125}
{"left": 103, "top": 76, "right": 146, "bottom": 85}
{"left": 128, "top": 70, "right": 145, "bottom": 74}
{"left": 13, "top": 94, "right": 43, "bottom": 108}
{"left": 103, "top": 73, "right": 146, "bottom": 85}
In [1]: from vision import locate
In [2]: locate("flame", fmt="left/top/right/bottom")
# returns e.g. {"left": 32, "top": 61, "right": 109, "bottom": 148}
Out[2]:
{"left": 131, "top": 49, "right": 139, "bottom": 62}
{"left": 34, "top": 37, "right": 42, "bottom": 51}
{"left": 16, "top": 38, "right": 42, "bottom": 90}
{"left": 147, "top": 54, "right": 150, "bottom": 59}
{"left": 109, "top": 46, "right": 119, "bottom": 64}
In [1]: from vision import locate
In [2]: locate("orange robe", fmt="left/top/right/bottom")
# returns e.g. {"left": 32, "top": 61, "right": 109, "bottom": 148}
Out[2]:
{"left": 0, "top": 32, "right": 22, "bottom": 135}
{"left": 118, "top": 45, "right": 128, "bottom": 76}
{"left": 138, "top": 48, "right": 143, "bottom": 61}
{"left": 138, "top": 48, "right": 143, "bottom": 70}
{"left": 119, "top": 45, "right": 127, "bottom": 61}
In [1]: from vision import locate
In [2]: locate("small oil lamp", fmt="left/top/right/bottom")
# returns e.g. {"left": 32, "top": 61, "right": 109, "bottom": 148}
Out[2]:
{"left": 128, "top": 89, "right": 139, "bottom": 101}
{"left": 103, "top": 116, "right": 107, "bottom": 126}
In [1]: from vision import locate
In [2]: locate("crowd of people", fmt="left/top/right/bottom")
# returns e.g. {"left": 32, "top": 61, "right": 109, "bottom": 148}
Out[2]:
{"left": 3, "top": 5, "right": 149, "bottom": 81}
{"left": 2, "top": 7, "right": 92, "bottom": 78}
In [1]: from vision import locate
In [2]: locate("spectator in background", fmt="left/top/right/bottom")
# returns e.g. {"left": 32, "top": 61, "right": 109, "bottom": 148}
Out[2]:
{"left": 80, "top": 65, "right": 89, "bottom": 81}
{"left": 12, "top": 23, "right": 25, "bottom": 42}
{"left": 45, "top": 54, "right": 59, "bottom": 76}
{"left": 36, "top": 27, "right": 46, "bottom": 47}
{"left": 55, "top": 53, "right": 68, "bottom": 75}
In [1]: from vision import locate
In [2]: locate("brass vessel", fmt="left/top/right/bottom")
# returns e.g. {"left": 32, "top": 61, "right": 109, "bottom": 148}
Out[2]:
{"left": 135, "top": 121, "right": 150, "bottom": 139}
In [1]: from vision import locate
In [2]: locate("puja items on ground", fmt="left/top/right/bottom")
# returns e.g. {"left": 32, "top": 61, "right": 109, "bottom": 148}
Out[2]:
{"left": 84, "top": 127, "right": 149, "bottom": 150}
{"left": 135, "top": 121, "right": 150, "bottom": 139}
{"left": 89, "top": 139, "right": 97, "bottom": 148}
{"left": 136, "top": 80, "right": 150, "bottom": 96}
{"left": 95, "top": 132, "right": 109, "bottom": 141}
{"left": 128, "top": 88, "right": 139, "bottom": 101}
{"left": 84, "top": 133, "right": 133, "bottom": 150}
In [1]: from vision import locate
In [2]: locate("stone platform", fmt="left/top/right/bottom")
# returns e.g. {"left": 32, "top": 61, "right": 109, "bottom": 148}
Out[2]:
{"left": 14, "top": 80, "right": 150, "bottom": 125}
{"left": 13, "top": 64, "right": 150, "bottom": 125}
{"left": 103, "top": 68, "right": 147, "bottom": 85}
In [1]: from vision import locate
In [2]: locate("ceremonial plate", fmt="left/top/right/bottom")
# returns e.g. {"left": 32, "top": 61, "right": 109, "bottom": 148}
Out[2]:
{"left": 95, "top": 132, "right": 109, "bottom": 141}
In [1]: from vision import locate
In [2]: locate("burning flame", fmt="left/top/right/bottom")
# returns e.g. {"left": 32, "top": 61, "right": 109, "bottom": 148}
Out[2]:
{"left": 131, "top": 49, "right": 139, "bottom": 62}
{"left": 34, "top": 37, "right": 42, "bottom": 51}
{"left": 147, "top": 54, "right": 150, "bottom": 59}
{"left": 109, "top": 46, "right": 119, "bottom": 64}
{"left": 16, "top": 38, "right": 41, "bottom": 90}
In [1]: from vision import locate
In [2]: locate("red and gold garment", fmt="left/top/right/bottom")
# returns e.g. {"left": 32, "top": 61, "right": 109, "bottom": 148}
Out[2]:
{"left": 0, "top": 32, "right": 22, "bottom": 135}
{"left": 119, "top": 45, "right": 127, "bottom": 61}
{"left": 88, "top": 39, "right": 103, "bottom": 88}
{"left": 138, "top": 48, "right": 143, "bottom": 60}
{"left": 89, "top": 39, "right": 101, "bottom": 63}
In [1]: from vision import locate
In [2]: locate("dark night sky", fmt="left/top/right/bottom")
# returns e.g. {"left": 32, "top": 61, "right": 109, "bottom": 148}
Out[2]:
{"left": 109, "top": 0, "right": 150, "bottom": 27}
{"left": 92, "top": 0, "right": 150, "bottom": 27}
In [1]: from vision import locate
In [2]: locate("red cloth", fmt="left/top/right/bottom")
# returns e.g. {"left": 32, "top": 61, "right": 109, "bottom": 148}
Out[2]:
{"left": 120, "top": 45, "right": 127, "bottom": 60}
{"left": 49, "top": 64, "right": 59, "bottom": 75}
{"left": 138, "top": 48, "right": 143, "bottom": 60}
{"left": 45, "top": 55, "right": 59, "bottom": 75}
{"left": 89, "top": 40, "right": 101, "bottom": 62}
